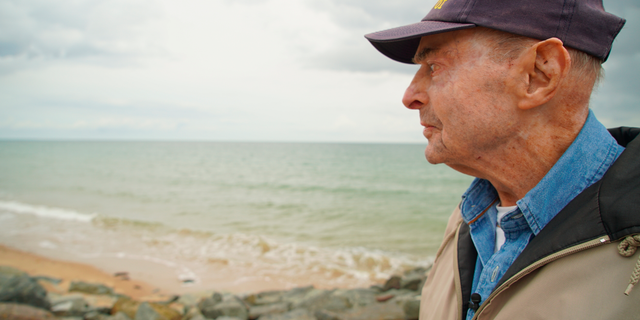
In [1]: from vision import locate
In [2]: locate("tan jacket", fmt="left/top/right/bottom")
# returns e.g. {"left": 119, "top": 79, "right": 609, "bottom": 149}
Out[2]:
{"left": 420, "top": 127, "right": 640, "bottom": 320}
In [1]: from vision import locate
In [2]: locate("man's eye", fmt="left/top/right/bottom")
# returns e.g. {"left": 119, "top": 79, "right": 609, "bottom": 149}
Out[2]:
{"left": 429, "top": 64, "right": 440, "bottom": 73}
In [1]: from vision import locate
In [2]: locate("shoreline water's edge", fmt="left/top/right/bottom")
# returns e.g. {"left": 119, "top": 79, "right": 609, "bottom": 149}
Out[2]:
{"left": 0, "top": 199, "right": 437, "bottom": 295}
{"left": 0, "top": 245, "right": 429, "bottom": 320}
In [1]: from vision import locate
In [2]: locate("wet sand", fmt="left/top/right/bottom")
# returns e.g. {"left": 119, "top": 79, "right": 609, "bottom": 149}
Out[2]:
{"left": 0, "top": 245, "right": 169, "bottom": 301}
{"left": 0, "top": 244, "right": 378, "bottom": 298}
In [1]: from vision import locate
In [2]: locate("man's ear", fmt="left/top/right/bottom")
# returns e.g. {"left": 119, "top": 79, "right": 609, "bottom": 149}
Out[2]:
{"left": 517, "top": 38, "right": 571, "bottom": 110}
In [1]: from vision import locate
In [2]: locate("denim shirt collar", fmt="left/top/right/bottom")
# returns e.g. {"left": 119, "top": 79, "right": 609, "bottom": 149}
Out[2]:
{"left": 460, "top": 110, "right": 623, "bottom": 235}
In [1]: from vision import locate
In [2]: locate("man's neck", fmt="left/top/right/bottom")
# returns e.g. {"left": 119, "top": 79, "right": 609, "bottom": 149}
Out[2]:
{"left": 451, "top": 108, "right": 589, "bottom": 206}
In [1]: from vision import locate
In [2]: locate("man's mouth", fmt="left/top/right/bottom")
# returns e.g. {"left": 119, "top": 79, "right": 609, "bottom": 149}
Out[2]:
{"left": 421, "top": 121, "right": 439, "bottom": 129}
{"left": 422, "top": 124, "right": 438, "bottom": 138}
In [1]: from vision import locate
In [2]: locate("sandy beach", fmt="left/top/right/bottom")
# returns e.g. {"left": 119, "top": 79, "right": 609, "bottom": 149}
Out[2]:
{"left": 0, "top": 245, "right": 170, "bottom": 301}
{"left": 0, "top": 244, "right": 427, "bottom": 320}
{"left": 0, "top": 243, "right": 390, "bottom": 297}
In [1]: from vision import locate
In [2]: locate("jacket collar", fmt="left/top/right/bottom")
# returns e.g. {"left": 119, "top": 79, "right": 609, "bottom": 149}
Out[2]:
{"left": 494, "top": 127, "right": 640, "bottom": 289}
{"left": 600, "top": 127, "right": 640, "bottom": 240}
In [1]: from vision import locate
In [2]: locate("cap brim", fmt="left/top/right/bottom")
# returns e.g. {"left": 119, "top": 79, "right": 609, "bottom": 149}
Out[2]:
{"left": 365, "top": 21, "right": 476, "bottom": 64}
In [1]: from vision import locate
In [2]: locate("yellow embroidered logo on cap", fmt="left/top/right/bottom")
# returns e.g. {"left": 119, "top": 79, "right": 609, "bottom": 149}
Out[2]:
{"left": 434, "top": 0, "right": 448, "bottom": 9}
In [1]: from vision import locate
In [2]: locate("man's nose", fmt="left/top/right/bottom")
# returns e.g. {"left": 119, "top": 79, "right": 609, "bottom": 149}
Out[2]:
{"left": 402, "top": 68, "right": 429, "bottom": 110}
{"left": 403, "top": 85, "right": 422, "bottom": 110}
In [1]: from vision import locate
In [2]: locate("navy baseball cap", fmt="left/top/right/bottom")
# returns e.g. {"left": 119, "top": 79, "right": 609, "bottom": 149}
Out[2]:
{"left": 365, "top": 0, "right": 625, "bottom": 63}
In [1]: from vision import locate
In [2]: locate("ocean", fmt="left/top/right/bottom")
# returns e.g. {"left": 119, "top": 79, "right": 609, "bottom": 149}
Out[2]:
{"left": 0, "top": 141, "right": 473, "bottom": 293}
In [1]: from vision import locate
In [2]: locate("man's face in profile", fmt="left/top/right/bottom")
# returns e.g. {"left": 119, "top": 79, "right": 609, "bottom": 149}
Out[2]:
{"left": 402, "top": 29, "right": 520, "bottom": 175}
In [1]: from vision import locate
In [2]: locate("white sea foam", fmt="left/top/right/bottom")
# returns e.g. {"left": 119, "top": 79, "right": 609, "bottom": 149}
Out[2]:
{"left": 0, "top": 207, "right": 432, "bottom": 291}
{"left": 0, "top": 200, "right": 97, "bottom": 222}
{"left": 38, "top": 240, "right": 58, "bottom": 249}
{"left": 154, "top": 230, "right": 432, "bottom": 285}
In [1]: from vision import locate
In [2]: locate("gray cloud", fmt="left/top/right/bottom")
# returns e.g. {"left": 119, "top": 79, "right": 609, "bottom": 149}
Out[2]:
{"left": 590, "top": 1, "right": 640, "bottom": 127}
{"left": 308, "top": 0, "right": 426, "bottom": 29}
{"left": 221, "top": 0, "right": 269, "bottom": 5}
{"left": 299, "top": 0, "right": 425, "bottom": 73}
{"left": 604, "top": 0, "right": 640, "bottom": 56}
{"left": 0, "top": 0, "right": 164, "bottom": 75}
{"left": 309, "top": 36, "right": 419, "bottom": 74}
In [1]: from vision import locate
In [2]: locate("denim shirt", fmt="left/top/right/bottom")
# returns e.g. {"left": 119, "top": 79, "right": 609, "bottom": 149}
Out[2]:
{"left": 461, "top": 111, "right": 624, "bottom": 320}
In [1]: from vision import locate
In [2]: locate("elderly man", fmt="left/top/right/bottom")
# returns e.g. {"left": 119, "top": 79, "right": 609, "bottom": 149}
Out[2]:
{"left": 365, "top": 0, "right": 640, "bottom": 319}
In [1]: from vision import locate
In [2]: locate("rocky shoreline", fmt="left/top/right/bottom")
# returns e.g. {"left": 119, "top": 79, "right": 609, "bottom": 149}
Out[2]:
{"left": 0, "top": 265, "right": 429, "bottom": 320}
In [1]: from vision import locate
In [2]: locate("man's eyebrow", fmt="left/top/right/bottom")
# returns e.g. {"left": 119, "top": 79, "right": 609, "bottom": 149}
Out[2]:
{"left": 413, "top": 47, "right": 438, "bottom": 64}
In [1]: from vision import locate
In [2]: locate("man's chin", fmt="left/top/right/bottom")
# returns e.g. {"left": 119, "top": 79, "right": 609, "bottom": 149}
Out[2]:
{"left": 424, "top": 147, "right": 445, "bottom": 165}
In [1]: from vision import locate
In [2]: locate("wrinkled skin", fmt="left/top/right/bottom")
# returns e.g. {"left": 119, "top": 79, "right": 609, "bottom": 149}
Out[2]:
{"left": 402, "top": 29, "right": 520, "bottom": 176}
{"left": 402, "top": 29, "right": 588, "bottom": 205}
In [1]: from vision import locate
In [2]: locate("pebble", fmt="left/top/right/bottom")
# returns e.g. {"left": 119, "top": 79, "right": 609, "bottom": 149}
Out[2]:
{"left": 0, "top": 265, "right": 429, "bottom": 320}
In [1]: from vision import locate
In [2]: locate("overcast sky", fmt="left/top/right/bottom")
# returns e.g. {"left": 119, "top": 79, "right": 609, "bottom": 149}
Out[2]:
{"left": 0, "top": 0, "right": 638, "bottom": 142}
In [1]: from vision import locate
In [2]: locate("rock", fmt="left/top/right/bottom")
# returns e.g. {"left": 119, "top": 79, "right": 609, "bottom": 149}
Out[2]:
{"left": 402, "top": 297, "right": 420, "bottom": 320}
{"left": 85, "top": 310, "right": 111, "bottom": 320}
{"left": 150, "top": 303, "right": 182, "bottom": 320}
{"left": 248, "top": 302, "right": 289, "bottom": 319}
{"left": 176, "top": 294, "right": 200, "bottom": 308}
{"left": 50, "top": 295, "right": 91, "bottom": 317}
{"left": 32, "top": 276, "right": 62, "bottom": 285}
{"left": 321, "top": 295, "right": 351, "bottom": 313}
{"left": 402, "top": 267, "right": 429, "bottom": 278}
{"left": 379, "top": 289, "right": 415, "bottom": 300}
{"left": 58, "top": 316, "right": 83, "bottom": 320}
{"left": 400, "top": 275, "right": 423, "bottom": 291}
{"left": 112, "top": 298, "right": 140, "bottom": 319}
{"left": 76, "top": 310, "right": 129, "bottom": 320}
{"left": 314, "top": 309, "right": 342, "bottom": 320}
{"left": 182, "top": 306, "right": 206, "bottom": 320}
{"left": 381, "top": 276, "right": 401, "bottom": 292}
{"left": 288, "top": 289, "right": 353, "bottom": 314}
{"left": 0, "top": 302, "right": 56, "bottom": 320}
{"left": 401, "top": 267, "right": 429, "bottom": 292}
{"left": 48, "top": 293, "right": 81, "bottom": 305}
{"left": 243, "top": 290, "right": 284, "bottom": 306}
{"left": 0, "top": 267, "right": 25, "bottom": 277}
{"left": 111, "top": 298, "right": 179, "bottom": 320}
{"left": 196, "top": 292, "right": 224, "bottom": 318}
{"left": 135, "top": 302, "right": 166, "bottom": 320}
{"left": 210, "top": 293, "right": 224, "bottom": 303}
{"left": 400, "top": 268, "right": 428, "bottom": 292}
{"left": 81, "top": 294, "right": 119, "bottom": 311}
{"left": 279, "top": 286, "right": 314, "bottom": 307}
{"left": 111, "top": 312, "right": 134, "bottom": 320}
{"left": 289, "top": 289, "right": 325, "bottom": 311}
{"left": 156, "top": 296, "right": 180, "bottom": 305}
{"left": 199, "top": 296, "right": 247, "bottom": 320}
{"left": 68, "top": 282, "right": 114, "bottom": 296}
{"left": 198, "top": 306, "right": 221, "bottom": 319}
{"left": 335, "top": 303, "right": 405, "bottom": 320}
{"left": 134, "top": 302, "right": 182, "bottom": 320}
{"left": 84, "top": 310, "right": 103, "bottom": 320}
{"left": 368, "top": 285, "right": 384, "bottom": 293}
{"left": 258, "top": 308, "right": 315, "bottom": 320}
{"left": 0, "top": 266, "right": 51, "bottom": 310}
{"left": 187, "top": 313, "right": 206, "bottom": 320}
{"left": 333, "top": 289, "right": 377, "bottom": 308}
{"left": 383, "top": 293, "right": 420, "bottom": 320}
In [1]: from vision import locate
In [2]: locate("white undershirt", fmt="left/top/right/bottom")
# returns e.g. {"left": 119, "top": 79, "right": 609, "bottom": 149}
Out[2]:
{"left": 495, "top": 204, "right": 518, "bottom": 253}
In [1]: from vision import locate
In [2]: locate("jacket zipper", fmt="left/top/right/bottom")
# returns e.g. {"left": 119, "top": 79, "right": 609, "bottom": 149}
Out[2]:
{"left": 471, "top": 236, "right": 610, "bottom": 319}
{"left": 453, "top": 224, "right": 464, "bottom": 320}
